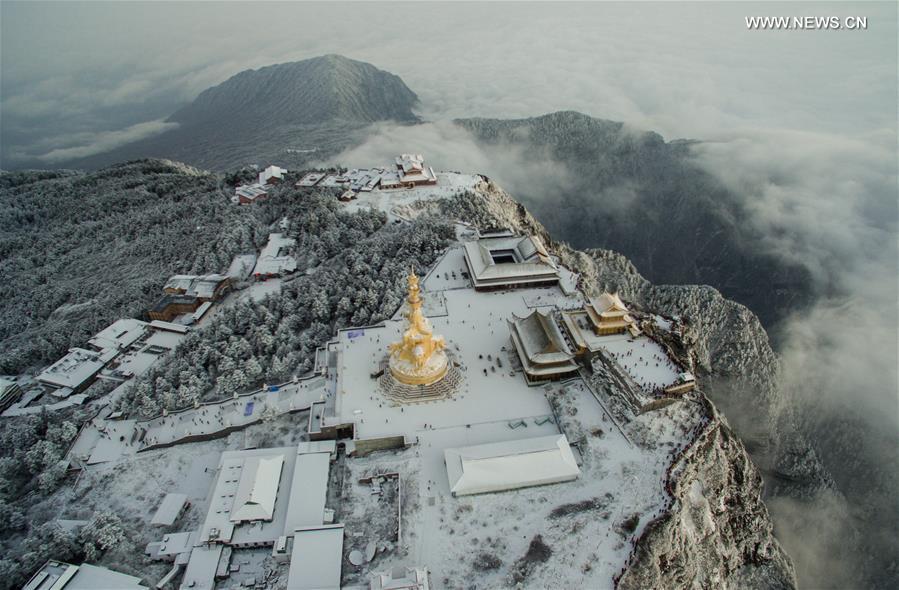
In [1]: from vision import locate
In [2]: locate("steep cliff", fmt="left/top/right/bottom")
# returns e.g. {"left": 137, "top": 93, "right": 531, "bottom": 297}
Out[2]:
{"left": 438, "top": 182, "right": 800, "bottom": 586}
{"left": 618, "top": 407, "right": 796, "bottom": 590}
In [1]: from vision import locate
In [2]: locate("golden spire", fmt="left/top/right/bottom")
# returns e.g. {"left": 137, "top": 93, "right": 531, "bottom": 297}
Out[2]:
{"left": 387, "top": 268, "right": 449, "bottom": 385}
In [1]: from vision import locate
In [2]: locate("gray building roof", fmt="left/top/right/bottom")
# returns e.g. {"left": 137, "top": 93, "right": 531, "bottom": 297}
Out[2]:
{"left": 508, "top": 310, "right": 579, "bottom": 379}
{"left": 286, "top": 524, "right": 345, "bottom": 590}
{"left": 463, "top": 235, "right": 559, "bottom": 289}
{"left": 151, "top": 492, "right": 189, "bottom": 526}
{"left": 23, "top": 561, "right": 147, "bottom": 590}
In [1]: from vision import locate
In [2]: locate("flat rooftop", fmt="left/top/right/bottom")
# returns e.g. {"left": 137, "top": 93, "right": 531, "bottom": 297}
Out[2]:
{"left": 287, "top": 524, "right": 345, "bottom": 590}
{"left": 37, "top": 348, "right": 107, "bottom": 389}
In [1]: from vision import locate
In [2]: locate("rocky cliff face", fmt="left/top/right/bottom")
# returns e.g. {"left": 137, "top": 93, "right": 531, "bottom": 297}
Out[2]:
{"left": 439, "top": 182, "right": 800, "bottom": 587}
{"left": 618, "top": 407, "right": 796, "bottom": 590}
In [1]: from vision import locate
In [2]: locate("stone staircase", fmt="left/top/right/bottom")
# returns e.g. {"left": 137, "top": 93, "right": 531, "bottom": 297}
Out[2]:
{"left": 378, "top": 362, "right": 464, "bottom": 405}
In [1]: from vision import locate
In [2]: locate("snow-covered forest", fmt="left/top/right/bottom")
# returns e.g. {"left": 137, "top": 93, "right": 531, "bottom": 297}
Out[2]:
{"left": 0, "top": 158, "right": 455, "bottom": 587}
{"left": 0, "top": 160, "right": 264, "bottom": 374}
{"left": 117, "top": 207, "right": 454, "bottom": 417}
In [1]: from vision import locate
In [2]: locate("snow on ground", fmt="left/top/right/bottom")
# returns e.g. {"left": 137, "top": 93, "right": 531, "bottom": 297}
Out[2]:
{"left": 333, "top": 283, "right": 580, "bottom": 442}
{"left": 244, "top": 277, "right": 283, "bottom": 302}
{"left": 598, "top": 334, "right": 682, "bottom": 392}
{"left": 332, "top": 380, "right": 699, "bottom": 589}
{"left": 341, "top": 173, "right": 482, "bottom": 220}
{"left": 54, "top": 414, "right": 309, "bottom": 587}
{"left": 137, "top": 376, "right": 329, "bottom": 449}
{"left": 68, "top": 376, "right": 330, "bottom": 465}
{"left": 653, "top": 314, "right": 673, "bottom": 332}
{"left": 115, "top": 349, "right": 165, "bottom": 376}
{"left": 49, "top": 234, "right": 701, "bottom": 590}
{"left": 421, "top": 246, "right": 470, "bottom": 292}
{"left": 324, "top": 246, "right": 697, "bottom": 587}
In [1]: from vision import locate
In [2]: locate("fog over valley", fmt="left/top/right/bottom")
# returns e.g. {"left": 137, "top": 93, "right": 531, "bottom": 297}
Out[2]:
{"left": 1, "top": 2, "right": 896, "bottom": 589}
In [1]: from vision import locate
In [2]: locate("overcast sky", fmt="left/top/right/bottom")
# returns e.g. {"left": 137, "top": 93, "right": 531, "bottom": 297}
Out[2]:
{"left": 1, "top": 1, "right": 896, "bottom": 164}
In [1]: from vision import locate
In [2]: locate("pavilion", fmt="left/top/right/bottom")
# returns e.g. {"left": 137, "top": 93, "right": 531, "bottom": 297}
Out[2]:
{"left": 508, "top": 310, "right": 579, "bottom": 384}
{"left": 585, "top": 292, "right": 640, "bottom": 337}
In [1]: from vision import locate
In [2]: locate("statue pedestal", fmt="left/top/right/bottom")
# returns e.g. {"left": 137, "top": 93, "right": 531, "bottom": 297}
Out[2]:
{"left": 388, "top": 348, "right": 449, "bottom": 386}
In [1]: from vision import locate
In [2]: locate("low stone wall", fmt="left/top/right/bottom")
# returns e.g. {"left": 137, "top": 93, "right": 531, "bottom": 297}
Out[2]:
{"left": 352, "top": 435, "right": 408, "bottom": 457}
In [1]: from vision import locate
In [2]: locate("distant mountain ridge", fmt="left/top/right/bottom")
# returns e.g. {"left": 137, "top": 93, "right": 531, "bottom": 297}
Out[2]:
{"left": 169, "top": 55, "right": 420, "bottom": 128}
{"left": 61, "top": 55, "right": 420, "bottom": 170}
{"left": 454, "top": 111, "right": 814, "bottom": 329}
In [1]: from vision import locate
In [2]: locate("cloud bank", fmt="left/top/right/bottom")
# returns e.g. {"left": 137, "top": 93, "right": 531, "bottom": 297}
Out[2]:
{"left": 2, "top": 1, "right": 897, "bottom": 586}
{"left": 34, "top": 119, "right": 179, "bottom": 164}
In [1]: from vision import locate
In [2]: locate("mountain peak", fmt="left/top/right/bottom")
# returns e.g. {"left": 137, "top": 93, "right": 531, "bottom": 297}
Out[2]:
{"left": 169, "top": 54, "right": 419, "bottom": 129}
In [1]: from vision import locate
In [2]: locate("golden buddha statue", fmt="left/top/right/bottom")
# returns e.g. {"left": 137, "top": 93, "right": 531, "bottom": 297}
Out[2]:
{"left": 388, "top": 270, "right": 449, "bottom": 386}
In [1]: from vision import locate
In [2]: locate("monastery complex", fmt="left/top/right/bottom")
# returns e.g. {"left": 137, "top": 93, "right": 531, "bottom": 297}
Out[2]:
{"left": 44, "top": 159, "right": 702, "bottom": 590}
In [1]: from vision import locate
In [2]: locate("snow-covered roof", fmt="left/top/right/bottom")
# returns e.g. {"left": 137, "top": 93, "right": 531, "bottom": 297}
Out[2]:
{"left": 396, "top": 153, "right": 425, "bottom": 173}
{"left": 235, "top": 183, "right": 268, "bottom": 200}
{"left": 370, "top": 566, "right": 430, "bottom": 590}
{"left": 444, "top": 435, "right": 580, "bottom": 496}
{"left": 23, "top": 561, "right": 147, "bottom": 590}
{"left": 508, "top": 310, "right": 575, "bottom": 365}
{"left": 590, "top": 292, "right": 628, "bottom": 315}
{"left": 151, "top": 492, "right": 189, "bottom": 526}
{"left": 463, "top": 235, "right": 559, "bottom": 289}
{"left": 287, "top": 524, "right": 345, "bottom": 590}
{"left": 147, "top": 531, "right": 195, "bottom": 560}
{"left": 179, "top": 544, "right": 222, "bottom": 590}
{"left": 148, "top": 320, "right": 189, "bottom": 334}
{"left": 254, "top": 233, "right": 297, "bottom": 276}
{"left": 0, "top": 377, "right": 19, "bottom": 402}
{"left": 88, "top": 319, "right": 148, "bottom": 353}
{"left": 230, "top": 455, "right": 285, "bottom": 522}
{"left": 192, "top": 301, "right": 213, "bottom": 321}
{"left": 259, "top": 165, "right": 287, "bottom": 185}
{"left": 283, "top": 442, "right": 333, "bottom": 533}
{"left": 164, "top": 274, "right": 229, "bottom": 299}
{"left": 227, "top": 254, "right": 257, "bottom": 279}
{"left": 296, "top": 172, "right": 325, "bottom": 187}
{"left": 37, "top": 348, "right": 107, "bottom": 390}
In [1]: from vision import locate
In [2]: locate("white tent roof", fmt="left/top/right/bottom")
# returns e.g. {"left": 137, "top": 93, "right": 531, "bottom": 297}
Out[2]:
{"left": 444, "top": 435, "right": 580, "bottom": 496}
{"left": 230, "top": 455, "right": 284, "bottom": 522}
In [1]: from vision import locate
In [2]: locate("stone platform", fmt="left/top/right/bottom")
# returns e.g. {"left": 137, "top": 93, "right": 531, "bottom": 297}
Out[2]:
{"left": 378, "top": 360, "right": 463, "bottom": 405}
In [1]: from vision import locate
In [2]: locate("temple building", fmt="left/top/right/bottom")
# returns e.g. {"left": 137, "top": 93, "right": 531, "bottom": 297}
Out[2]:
{"left": 258, "top": 165, "right": 287, "bottom": 185}
{"left": 508, "top": 310, "right": 579, "bottom": 384}
{"left": 388, "top": 271, "right": 449, "bottom": 386}
{"left": 463, "top": 234, "right": 560, "bottom": 291}
{"left": 585, "top": 292, "right": 640, "bottom": 337}
{"left": 392, "top": 154, "right": 437, "bottom": 187}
